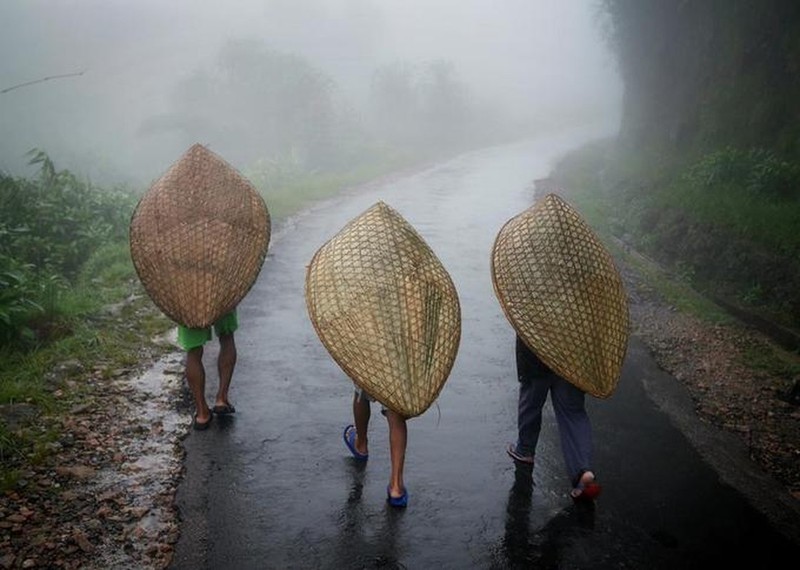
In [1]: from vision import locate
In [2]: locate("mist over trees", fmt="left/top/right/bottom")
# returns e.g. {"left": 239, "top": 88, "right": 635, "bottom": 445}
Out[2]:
{"left": 0, "top": 1, "right": 620, "bottom": 187}
{"left": 565, "top": 0, "right": 800, "bottom": 328}
{"left": 139, "top": 41, "right": 342, "bottom": 171}
{"left": 133, "top": 39, "right": 517, "bottom": 193}
{"left": 371, "top": 60, "right": 472, "bottom": 150}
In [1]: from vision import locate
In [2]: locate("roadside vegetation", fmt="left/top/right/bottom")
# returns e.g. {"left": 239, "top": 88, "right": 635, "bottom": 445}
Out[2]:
{"left": 0, "top": 151, "right": 164, "bottom": 484}
{"left": 591, "top": 0, "right": 800, "bottom": 334}
{"left": 550, "top": 137, "right": 800, "bottom": 386}
{"left": 552, "top": 138, "right": 800, "bottom": 330}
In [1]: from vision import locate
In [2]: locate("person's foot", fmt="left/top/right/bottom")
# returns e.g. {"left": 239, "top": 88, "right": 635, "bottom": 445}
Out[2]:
{"left": 506, "top": 443, "right": 534, "bottom": 465}
{"left": 571, "top": 470, "right": 602, "bottom": 502}
{"left": 192, "top": 412, "right": 213, "bottom": 430}
{"left": 343, "top": 425, "right": 368, "bottom": 460}
{"left": 387, "top": 486, "right": 408, "bottom": 508}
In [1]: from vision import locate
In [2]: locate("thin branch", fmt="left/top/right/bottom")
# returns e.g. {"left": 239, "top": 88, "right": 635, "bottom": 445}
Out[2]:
{"left": 1, "top": 70, "right": 86, "bottom": 94}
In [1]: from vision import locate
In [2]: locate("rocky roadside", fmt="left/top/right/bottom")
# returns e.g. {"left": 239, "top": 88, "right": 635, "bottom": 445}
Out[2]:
{"left": 1, "top": 254, "right": 799, "bottom": 569}
{"left": 0, "top": 322, "right": 188, "bottom": 569}
{"left": 620, "top": 259, "right": 800, "bottom": 501}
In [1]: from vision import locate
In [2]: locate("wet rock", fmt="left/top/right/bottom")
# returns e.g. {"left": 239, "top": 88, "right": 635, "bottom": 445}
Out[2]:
{"left": 56, "top": 360, "right": 84, "bottom": 376}
{"left": 54, "top": 466, "right": 95, "bottom": 480}
{"left": 0, "top": 351, "right": 188, "bottom": 568}
{"left": 69, "top": 403, "right": 93, "bottom": 415}
{"left": 72, "top": 530, "right": 94, "bottom": 553}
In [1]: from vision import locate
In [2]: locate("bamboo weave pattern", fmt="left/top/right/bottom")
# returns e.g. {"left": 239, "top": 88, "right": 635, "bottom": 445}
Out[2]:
{"left": 130, "top": 144, "right": 270, "bottom": 328}
{"left": 491, "top": 193, "right": 629, "bottom": 398}
{"left": 305, "top": 202, "right": 461, "bottom": 418}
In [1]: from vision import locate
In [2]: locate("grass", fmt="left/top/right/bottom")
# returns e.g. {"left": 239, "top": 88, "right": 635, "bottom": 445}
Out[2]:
{"left": 551, "top": 139, "right": 736, "bottom": 325}
{"left": 0, "top": 290, "right": 174, "bottom": 489}
{"left": 622, "top": 250, "right": 734, "bottom": 324}
{"left": 740, "top": 342, "right": 800, "bottom": 380}
{"left": 661, "top": 179, "right": 800, "bottom": 257}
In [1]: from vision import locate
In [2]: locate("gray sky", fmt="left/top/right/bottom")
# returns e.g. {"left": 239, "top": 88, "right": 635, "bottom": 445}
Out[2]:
{"left": 0, "top": 0, "right": 621, "bottom": 183}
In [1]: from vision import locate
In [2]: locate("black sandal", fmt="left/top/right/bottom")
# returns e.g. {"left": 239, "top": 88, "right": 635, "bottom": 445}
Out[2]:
{"left": 212, "top": 403, "right": 236, "bottom": 415}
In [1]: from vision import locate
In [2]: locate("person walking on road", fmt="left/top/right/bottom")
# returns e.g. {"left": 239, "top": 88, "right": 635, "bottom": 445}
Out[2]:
{"left": 507, "top": 335, "right": 601, "bottom": 502}
{"left": 178, "top": 309, "right": 239, "bottom": 430}
{"left": 343, "top": 389, "right": 409, "bottom": 508}
{"left": 491, "top": 192, "right": 630, "bottom": 503}
{"left": 306, "top": 202, "right": 461, "bottom": 511}
{"left": 129, "top": 144, "right": 271, "bottom": 434}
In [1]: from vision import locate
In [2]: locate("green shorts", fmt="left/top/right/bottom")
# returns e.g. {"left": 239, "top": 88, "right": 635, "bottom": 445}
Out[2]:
{"left": 178, "top": 311, "right": 238, "bottom": 351}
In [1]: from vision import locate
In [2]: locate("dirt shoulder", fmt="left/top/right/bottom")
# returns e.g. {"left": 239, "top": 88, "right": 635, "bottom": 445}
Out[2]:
{"left": 0, "top": 315, "right": 187, "bottom": 570}
{"left": 618, "top": 255, "right": 800, "bottom": 502}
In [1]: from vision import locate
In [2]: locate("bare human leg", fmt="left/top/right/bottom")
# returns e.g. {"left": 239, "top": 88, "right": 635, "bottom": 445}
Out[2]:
{"left": 215, "top": 333, "right": 237, "bottom": 409}
{"left": 386, "top": 409, "right": 407, "bottom": 500}
{"left": 352, "top": 392, "right": 371, "bottom": 456}
{"left": 185, "top": 346, "right": 211, "bottom": 426}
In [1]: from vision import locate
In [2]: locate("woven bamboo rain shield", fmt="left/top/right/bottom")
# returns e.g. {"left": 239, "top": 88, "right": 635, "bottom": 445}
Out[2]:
{"left": 305, "top": 202, "right": 461, "bottom": 418}
{"left": 491, "top": 193, "right": 629, "bottom": 398}
{"left": 130, "top": 144, "right": 271, "bottom": 328}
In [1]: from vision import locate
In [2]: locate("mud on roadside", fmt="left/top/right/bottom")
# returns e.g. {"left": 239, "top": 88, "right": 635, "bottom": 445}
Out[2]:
{"left": 0, "top": 329, "right": 187, "bottom": 570}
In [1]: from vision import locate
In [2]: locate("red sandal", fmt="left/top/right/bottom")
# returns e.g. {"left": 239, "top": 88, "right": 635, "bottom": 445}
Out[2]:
{"left": 571, "top": 470, "right": 602, "bottom": 502}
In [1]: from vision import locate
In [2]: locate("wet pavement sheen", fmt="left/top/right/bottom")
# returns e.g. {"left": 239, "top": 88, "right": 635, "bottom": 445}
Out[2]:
{"left": 170, "top": 128, "right": 800, "bottom": 569}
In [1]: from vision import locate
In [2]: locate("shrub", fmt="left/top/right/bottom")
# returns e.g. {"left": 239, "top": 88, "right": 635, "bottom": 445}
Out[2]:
{"left": 1, "top": 151, "right": 136, "bottom": 279}
{"left": 0, "top": 151, "right": 138, "bottom": 348}
{"left": 684, "top": 146, "right": 800, "bottom": 200}
{"left": 0, "top": 258, "right": 43, "bottom": 345}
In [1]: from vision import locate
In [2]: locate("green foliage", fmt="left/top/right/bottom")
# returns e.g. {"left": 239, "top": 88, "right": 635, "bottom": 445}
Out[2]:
{"left": 669, "top": 149, "right": 800, "bottom": 257}
{"left": 0, "top": 151, "right": 137, "bottom": 348}
{"left": 551, "top": 138, "right": 799, "bottom": 326}
{"left": 739, "top": 342, "right": 800, "bottom": 379}
{"left": 78, "top": 242, "right": 136, "bottom": 290}
{"left": 684, "top": 147, "right": 752, "bottom": 188}
{"left": 0, "top": 424, "right": 23, "bottom": 474}
{"left": 742, "top": 282, "right": 765, "bottom": 305}
{"left": 1, "top": 151, "right": 135, "bottom": 278}
{"left": 0, "top": 260, "right": 43, "bottom": 344}
{"left": 684, "top": 146, "right": 800, "bottom": 200}
{"left": 746, "top": 151, "right": 800, "bottom": 199}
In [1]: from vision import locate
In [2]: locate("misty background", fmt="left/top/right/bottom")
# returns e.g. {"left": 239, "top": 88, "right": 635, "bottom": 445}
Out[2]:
{"left": 0, "top": 0, "right": 621, "bottom": 187}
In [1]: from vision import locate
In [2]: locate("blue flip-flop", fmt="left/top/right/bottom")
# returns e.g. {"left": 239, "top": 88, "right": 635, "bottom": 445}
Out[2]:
{"left": 387, "top": 486, "right": 408, "bottom": 508}
{"left": 343, "top": 425, "right": 368, "bottom": 460}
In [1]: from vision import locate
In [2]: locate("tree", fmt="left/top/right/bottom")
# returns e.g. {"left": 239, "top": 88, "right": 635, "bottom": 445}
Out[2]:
{"left": 369, "top": 59, "right": 471, "bottom": 151}
{"left": 370, "top": 62, "right": 420, "bottom": 146}
{"left": 139, "top": 40, "right": 338, "bottom": 169}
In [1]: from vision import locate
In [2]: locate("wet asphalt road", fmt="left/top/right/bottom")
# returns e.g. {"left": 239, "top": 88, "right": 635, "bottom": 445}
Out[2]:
{"left": 170, "top": 127, "right": 800, "bottom": 569}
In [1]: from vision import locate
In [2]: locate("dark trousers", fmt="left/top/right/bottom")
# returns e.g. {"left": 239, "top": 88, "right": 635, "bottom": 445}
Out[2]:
{"left": 515, "top": 337, "right": 593, "bottom": 484}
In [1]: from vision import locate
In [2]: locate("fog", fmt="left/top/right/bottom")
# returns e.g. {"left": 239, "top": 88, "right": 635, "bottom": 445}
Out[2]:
{"left": 0, "top": 0, "right": 621, "bottom": 186}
